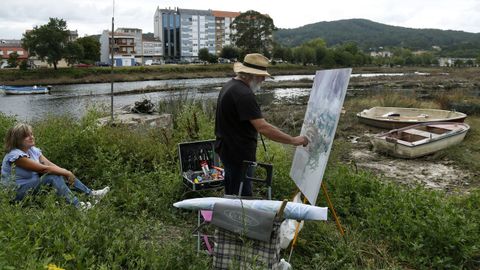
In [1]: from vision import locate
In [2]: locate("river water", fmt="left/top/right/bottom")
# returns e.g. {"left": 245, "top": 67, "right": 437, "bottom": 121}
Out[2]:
{"left": 0, "top": 73, "right": 417, "bottom": 121}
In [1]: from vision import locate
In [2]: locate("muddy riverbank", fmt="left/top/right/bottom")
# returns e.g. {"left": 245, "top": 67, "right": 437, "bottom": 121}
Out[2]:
{"left": 2, "top": 64, "right": 478, "bottom": 87}
{"left": 262, "top": 69, "right": 480, "bottom": 195}
{"left": 0, "top": 64, "right": 318, "bottom": 86}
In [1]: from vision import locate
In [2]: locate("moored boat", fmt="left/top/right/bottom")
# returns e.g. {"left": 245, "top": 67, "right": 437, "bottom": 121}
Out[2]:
{"left": 1, "top": 85, "right": 51, "bottom": 95}
{"left": 357, "top": 107, "right": 466, "bottom": 129}
{"left": 371, "top": 122, "right": 470, "bottom": 158}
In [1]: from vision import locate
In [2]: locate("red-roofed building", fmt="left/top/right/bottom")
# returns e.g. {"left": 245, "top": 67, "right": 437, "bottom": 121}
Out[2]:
{"left": 0, "top": 40, "right": 29, "bottom": 66}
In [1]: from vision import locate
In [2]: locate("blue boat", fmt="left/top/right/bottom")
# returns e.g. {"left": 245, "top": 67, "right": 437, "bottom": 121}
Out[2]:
{"left": 1, "top": 85, "right": 51, "bottom": 95}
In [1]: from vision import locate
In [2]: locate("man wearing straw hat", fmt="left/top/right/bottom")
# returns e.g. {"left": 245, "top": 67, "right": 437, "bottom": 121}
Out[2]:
{"left": 215, "top": 53, "right": 309, "bottom": 196}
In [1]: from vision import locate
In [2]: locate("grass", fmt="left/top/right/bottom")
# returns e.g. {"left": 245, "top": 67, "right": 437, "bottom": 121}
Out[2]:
{"left": 0, "top": 89, "right": 480, "bottom": 269}
{"left": 0, "top": 63, "right": 318, "bottom": 86}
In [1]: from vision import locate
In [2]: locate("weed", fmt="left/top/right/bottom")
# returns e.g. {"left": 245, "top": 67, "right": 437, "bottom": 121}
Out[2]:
{"left": 0, "top": 93, "right": 479, "bottom": 269}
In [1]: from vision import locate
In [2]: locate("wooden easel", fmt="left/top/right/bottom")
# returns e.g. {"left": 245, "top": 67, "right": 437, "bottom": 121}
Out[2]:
{"left": 288, "top": 180, "right": 344, "bottom": 261}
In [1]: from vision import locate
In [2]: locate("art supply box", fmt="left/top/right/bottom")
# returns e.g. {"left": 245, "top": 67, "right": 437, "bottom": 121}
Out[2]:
{"left": 178, "top": 139, "right": 224, "bottom": 191}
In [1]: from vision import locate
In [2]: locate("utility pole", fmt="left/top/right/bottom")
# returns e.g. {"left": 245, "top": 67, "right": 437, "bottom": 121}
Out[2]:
{"left": 110, "top": 0, "right": 115, "bottom": 122}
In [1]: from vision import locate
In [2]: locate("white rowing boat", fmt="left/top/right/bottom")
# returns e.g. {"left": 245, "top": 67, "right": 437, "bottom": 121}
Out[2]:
{"left": 371, "top": 122, "right": 470, "bottom": 158}
{"left": 357, "top": 107, "right": 467, "bottom": 129}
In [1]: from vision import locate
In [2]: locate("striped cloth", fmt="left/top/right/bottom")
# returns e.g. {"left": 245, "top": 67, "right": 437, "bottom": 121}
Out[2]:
{"left": 212, "top": 222, "right": 282, "bottom": 270}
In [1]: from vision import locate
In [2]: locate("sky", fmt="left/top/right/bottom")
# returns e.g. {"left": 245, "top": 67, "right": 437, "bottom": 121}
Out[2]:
{"left": 1, "top": 0, "right": 479, "bottom": 39}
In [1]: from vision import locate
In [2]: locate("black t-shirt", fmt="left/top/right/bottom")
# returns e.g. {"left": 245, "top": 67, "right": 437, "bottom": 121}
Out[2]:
{"left": 215, "top": 78, "right": 262, "bottom": 164}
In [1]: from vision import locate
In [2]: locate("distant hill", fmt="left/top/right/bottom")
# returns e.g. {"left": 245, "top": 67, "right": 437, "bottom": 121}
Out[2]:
{"left": 274, "top": 19, "right": 480, "bottom": 57}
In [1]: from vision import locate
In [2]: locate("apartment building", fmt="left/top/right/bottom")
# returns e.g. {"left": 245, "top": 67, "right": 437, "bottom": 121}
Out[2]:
{"left": 154, "top": 7, "right": 239, "bottom": 61}
{"left": 99, "top": 30, "right": 136, "bottom": 66}
{"left": 179, "top": 8, "right": 215, "bottom": 59}
{"left": 212, "top": 10, "right": 240, "bottom": 55}
{"left": 142, "top": 37, "right": 163, "bottom": 62}
{"left": 69, "top": 30, "right": 79, "bottom": 42}
{"left": 154, "top": 7, "right": 181, "bottom": 59}
{"left": 116, "top": 28, "right": 143, "bottom": 54}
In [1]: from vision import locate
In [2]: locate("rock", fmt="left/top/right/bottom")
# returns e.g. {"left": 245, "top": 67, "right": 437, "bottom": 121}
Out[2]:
{"left": 97, "top": 113, "right": 173, "bottom": 129}
{"left": 132, "top": 99, "right": 156, "bottom": 114}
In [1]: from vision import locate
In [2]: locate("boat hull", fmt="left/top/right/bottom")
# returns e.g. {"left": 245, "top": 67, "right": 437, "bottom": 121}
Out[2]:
{"left": 371, "top": 122, "right": 469, "bottom": 158}
{"left": 1, "top": 85, "right": 50, "bottom": 95}
{"left": 357, "top": 107, "right": 466, "bottom": 129}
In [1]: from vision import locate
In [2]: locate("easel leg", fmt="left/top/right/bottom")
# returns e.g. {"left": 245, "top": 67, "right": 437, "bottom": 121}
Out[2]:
{"left": 321, "top": 181, "right": 345, "bottom": 236}
{"left": 288, "top": 185, "right": 345, "bottom": 262}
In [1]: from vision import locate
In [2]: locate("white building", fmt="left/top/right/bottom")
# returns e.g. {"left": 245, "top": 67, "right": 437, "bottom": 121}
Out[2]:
{"left": 142, "top": 38, "right": 163, "bottom": 62}
{"left": 178, "top": 8, "right": 216, "bottom": 60}
{"left": 370, "top": 51, "right": 393, "bottom": 57}
{"left": 100, "top": 30, "right": 136, "bottom": 66}
{"left": 153, "top": 7, "right": 240, "bottom": 61}
{"left": 438, "top": 57, "right": 477, "bottom": 67}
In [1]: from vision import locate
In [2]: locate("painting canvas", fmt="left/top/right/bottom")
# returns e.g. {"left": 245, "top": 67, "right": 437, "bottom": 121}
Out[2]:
{"left": 290, "top": 68, "right": 352, "bottom": 205}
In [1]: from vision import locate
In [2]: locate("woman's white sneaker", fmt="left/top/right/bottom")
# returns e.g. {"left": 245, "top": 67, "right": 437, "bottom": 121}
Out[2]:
{"left": 79, "top": 201, "right": 93, "bottom": 210}
{"left": 90, "top": 186, "right": 110, "bottom": 201}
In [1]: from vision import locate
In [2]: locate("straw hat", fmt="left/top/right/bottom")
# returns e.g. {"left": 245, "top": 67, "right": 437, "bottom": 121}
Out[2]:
{"left": 233, "top": 53, "right": 271, "bottom": 77}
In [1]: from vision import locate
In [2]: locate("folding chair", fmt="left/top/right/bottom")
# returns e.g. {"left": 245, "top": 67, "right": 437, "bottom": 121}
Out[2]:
{"left": 238, "top": 160, "right": 273, "bottom": 200}
{"left": 196, "top": 210, "right": 214, "bottom": 255}
{"left": 211, "top": 200, "right": 288, "bottom": 269}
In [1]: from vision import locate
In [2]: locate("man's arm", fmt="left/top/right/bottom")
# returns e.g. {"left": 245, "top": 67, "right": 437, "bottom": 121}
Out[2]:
{"left": 250, "top": 118, "right": 308, "bottom": 146}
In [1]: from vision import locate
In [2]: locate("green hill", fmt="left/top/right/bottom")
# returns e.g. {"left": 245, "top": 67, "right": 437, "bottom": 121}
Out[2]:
{"left": 274, "top": 19, "right": 480, "bottom": 57}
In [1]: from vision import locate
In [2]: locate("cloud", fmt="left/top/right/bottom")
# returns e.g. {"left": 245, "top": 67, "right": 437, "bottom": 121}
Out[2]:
{"left": 1, "top": 0, "right": 479, "bottom": 39}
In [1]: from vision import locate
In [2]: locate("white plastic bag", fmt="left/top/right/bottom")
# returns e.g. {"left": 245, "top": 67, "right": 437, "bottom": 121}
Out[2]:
{"left": 279, "top": 192, "right": 304, "bottom": 249}
{"left": 275, "top": 258, "right": 292, "bottom": 270}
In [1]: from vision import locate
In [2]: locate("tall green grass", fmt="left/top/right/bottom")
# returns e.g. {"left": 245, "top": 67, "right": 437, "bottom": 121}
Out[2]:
{"left": 0, "top": 63, "right": 317, "bottom": 84}
{"left": 0, "top": 99, "right": 479, "bottom": 269}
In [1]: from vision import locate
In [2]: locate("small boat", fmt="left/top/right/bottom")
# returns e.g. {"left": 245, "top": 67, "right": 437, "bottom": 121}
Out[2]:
{"left": 357, "top": 107, "right": 467, "bottom": 129}
{"left": 1, "top": 85, "right": 51, "bottom": 95}
{"left": 371, "top": 122, "right": 470, "bottom": 158}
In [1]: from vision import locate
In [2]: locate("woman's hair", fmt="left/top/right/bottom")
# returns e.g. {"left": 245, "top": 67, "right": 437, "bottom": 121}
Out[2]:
{"left": 4, "top": 123, "right": 33, "bottom": 153}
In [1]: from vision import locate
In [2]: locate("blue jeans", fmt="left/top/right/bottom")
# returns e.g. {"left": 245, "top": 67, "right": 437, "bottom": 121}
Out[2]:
{"left": 222, "top": 160, "right": 254, "bottom": 197}
{"left": 15, "top": 174, "right": 91, "bottom": 206}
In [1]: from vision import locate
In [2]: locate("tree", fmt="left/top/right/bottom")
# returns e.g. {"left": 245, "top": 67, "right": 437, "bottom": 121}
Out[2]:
{"left": 322, "top": 50, "right": 336, "bottom": 68}
{"left": 333, "top": 49, "right": 354, "bottom": 67}
{"left": 230, "top": 10, "right": 276, "bottom": 56}
{"left": 301, "top": 46, "right": 315, "bottom": 65}
{"left": 454, "top": 59, "right": 465, "bottom": 67}
{"left": 7, "top": 52, "right": 19, "bottom": 68}
{"left": 22, "top": 18, "right": 69, "bottom": 69}
{"left": 272, "top": 44, "right": 285, "bottom": 60}
{"left": 283, "top": 47, "right": 293, "bottom": 63}
{"left": 198, "top": 48, "right": 218, "bottom": 64}
{"left": 304, "top": 39, "right": 327, "bottom": 65}
{"left": 208, "top": 53, "right": 218, "bottom": 64}
{"left": 19, "top": 60, "right": 28, "bottom": 70}
{"left": 64, "top": 41, "right": 84, "bottom": 66}
{"left": 77, "top": 36, "right": 100, "bottom": 63}
{"left": 292, "top": 47, "right": 305, "bottom": 65}
{"left": 220, "top": 45, "right": 240, "bottom": 61}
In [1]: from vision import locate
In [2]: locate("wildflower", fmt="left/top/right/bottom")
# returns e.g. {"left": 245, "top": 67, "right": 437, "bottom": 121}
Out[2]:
{"left": 46, "top": 263, "right": 65, "bottom": 270}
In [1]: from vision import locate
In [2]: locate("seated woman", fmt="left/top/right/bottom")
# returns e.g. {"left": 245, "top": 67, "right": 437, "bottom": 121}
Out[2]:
{"left": 1, "top": 123, "right": 109, "bottom": 209}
